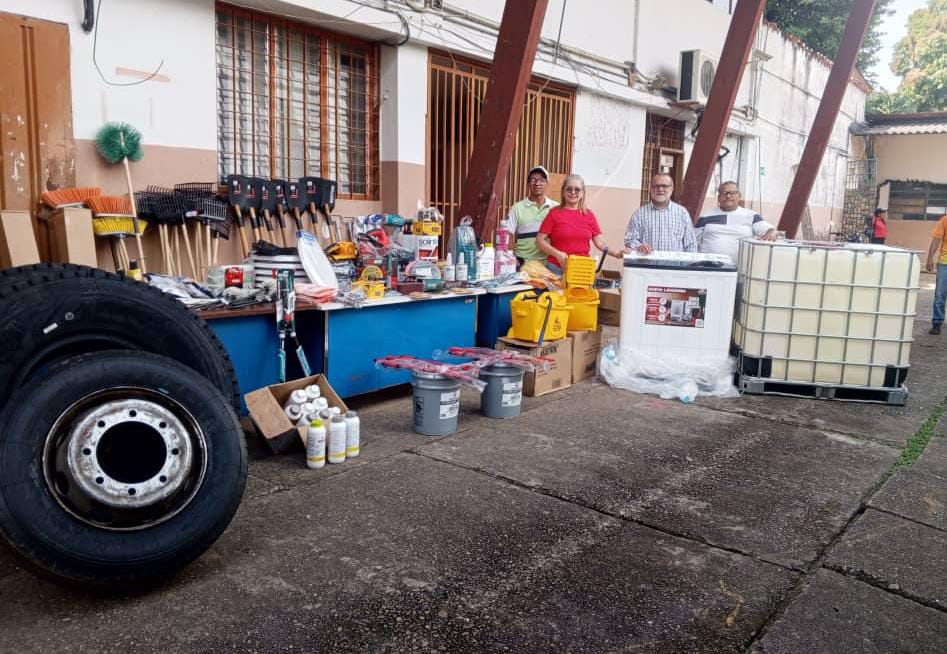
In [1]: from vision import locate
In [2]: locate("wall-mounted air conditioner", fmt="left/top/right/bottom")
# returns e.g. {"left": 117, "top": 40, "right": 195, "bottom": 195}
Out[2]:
{"left": 678, "top": 50, "right": 717, "bottom": 103}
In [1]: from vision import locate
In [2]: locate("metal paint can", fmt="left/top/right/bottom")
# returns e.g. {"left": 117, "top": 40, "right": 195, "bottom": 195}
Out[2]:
{"left": 478, "top": 364, "right": 525, "bottom": 419}
{"left": 411, "top": 371, "right": 461, "bottom": 436}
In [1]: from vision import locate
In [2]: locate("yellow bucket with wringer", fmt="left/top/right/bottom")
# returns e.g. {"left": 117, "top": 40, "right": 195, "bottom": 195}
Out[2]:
{"left": 507, "top": 290, "right": 570, "bottom": 343}
{"left": 565, "top": 286, "right": 600, "bottom": 331}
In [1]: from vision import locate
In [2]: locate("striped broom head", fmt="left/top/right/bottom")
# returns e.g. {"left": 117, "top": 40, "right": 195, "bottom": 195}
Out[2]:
{"left": 41, "top": 187, "right": 102, "bottom": 209}
{"left": 86, "top": 195, "right": 133, "bottom": 216}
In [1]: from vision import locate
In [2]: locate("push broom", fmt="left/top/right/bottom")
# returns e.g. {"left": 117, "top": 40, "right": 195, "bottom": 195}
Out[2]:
{"left": 96, "top": 122, "right": 147, "bottom": 272}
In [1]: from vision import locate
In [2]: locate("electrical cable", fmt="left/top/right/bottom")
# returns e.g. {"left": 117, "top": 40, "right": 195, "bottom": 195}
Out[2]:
{"left": 92, "top": 0, "right": 165, "bottom": 87}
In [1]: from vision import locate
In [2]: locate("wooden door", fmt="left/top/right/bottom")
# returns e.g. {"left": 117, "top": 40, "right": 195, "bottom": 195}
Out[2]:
{"left": 0, "top": 11, "right": 75, "bottom": 258}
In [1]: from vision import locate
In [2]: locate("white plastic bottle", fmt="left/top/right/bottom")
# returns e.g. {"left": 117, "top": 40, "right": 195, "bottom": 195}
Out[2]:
{"left": 300, "top": 402, "right": 315, "bottom": 417}
{"left": 284, "top": 404, "right": 302, "bottom": 422}
{"left": 344, "top": 410, "right": 360, "bottom": 458}
{"left": 478, "top": 243, "right": 495, "bottom": 281}
{"left": 288, "top": 389, "right": 308, "bottom": 406}
{"left": 443, "top": 252, "right": 456, "bottom": 282}
{"left": 304, "top": 384, "right": 321, "bottom": 400}
{"left": 306, "top": 419, "right": 326, "bottom": 469}
{"left": 328, "top": 416, "right": 347, "bottom": 464}
{"left": 456, "top": 252, "right": 468, "bottom": 282}
{"left": 313, "top": 397, "right": 328, "bottom": 411}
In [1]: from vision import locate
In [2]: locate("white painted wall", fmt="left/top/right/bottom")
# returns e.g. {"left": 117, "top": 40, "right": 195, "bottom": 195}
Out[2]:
{"left": 572, "top": 92, "right": 646, "bottom": 190}
{"left": 0, "top": 0, "right": 217, "bottom": 148}
{"left": 872, "top": 134, "right": 947, "bottom": 184}
{"left": 379, "top": 43, "right": 428, "bottom": 166}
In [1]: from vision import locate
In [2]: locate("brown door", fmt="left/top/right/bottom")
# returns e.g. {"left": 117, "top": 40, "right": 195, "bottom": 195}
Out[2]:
{"left": 0, "top": 11, "right": 75, "bottom": 258}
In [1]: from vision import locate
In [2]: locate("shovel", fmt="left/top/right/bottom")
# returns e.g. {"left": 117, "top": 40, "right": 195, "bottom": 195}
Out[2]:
{"left": 225, "top": 174, "right": 251, "bottom": 258}
{"left": 252, "top": 178, "right": 279, "bottom": 245}
{"left": 244, "top": 178, "right": 263, "bottom": 245}
{"left": 286, "top": 180, "right": 309, "bottom": 241}
{"left": 272, "top": 179, "right": 291, "bottom": 246}
{"left": 302, "top": 176, "right": 331, "bottom": 242}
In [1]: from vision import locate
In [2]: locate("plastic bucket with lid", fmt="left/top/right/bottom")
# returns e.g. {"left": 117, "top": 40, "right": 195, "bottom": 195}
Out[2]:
{"left": 479, "top": 363, "right": 525, "bottom": 418}
{"left": 411, "top": 371, "right": 461, "bottom": 435}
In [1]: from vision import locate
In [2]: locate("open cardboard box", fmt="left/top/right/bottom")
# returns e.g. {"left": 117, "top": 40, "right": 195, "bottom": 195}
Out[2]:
{"left": 569, "top": 328, "right": 603, "bottom": 383}
{"left": 496, "top": 336, "right": 572, "bottom": 397}
{"left": 245, "top": 374, "right": 348, "bottom": 454}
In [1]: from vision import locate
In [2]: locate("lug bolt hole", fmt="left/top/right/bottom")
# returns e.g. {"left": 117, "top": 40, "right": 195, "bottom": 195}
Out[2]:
{"left": 97, "top": 420, "right": 106, "bottom": 428}
{"left": 159, "top": 475, "right": 167, "bottom": 483}
{"left": 82, "top": 447, "right": 92, "bottom": 456}
{"left": 95, "top": 477, "right": 104, "bottom": 484}
{"left": 171, "top": 448, "right": 179, "bottom": 455}
{"left": 129, "top": 410, "right": 137, "bottom": 418}
{"left": 128, "top": 488, "right": 136, "bottom": 496}
{"left": 159, "top": 421, "right": 167, "bottom": 429}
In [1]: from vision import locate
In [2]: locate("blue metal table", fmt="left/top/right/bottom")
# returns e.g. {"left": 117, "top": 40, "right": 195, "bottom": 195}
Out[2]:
{"left": 475, "top": 284, "right": 532, "bottom": 347}
{"left": 204, "top": 291, "right": 483, "bottom": 404}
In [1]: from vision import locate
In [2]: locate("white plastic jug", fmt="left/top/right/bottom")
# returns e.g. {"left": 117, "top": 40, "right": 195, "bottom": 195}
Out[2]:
{"left": 478, "top": 243, "right": 496, "bottom": 281}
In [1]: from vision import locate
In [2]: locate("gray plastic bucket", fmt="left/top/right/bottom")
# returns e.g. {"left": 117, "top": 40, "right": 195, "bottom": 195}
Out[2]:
{"left": 479, "top": 363, "right": 525, "bottom": 419}
{"left": 411, "top": 371, "right": 462, "bottom": 436}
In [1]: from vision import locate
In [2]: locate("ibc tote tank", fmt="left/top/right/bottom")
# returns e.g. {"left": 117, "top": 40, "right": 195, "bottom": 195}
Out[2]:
{"left": 733, "top": 240, "right": 920, "bottom": 388}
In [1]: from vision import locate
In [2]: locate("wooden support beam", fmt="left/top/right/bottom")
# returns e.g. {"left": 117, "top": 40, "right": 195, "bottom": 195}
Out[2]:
{"left": 778, "top": 0, "right": 876, "bottom": 237}
{"left": 457, "top": 0, "right": 549, "bottom": 241}
{"left": 680, "top": 0, "right": 767, "bottom": 222}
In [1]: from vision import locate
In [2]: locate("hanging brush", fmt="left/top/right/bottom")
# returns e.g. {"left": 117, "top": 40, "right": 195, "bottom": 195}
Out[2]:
{"left": 199, "top": 196, "right": 230, "bottom": 268}
{"left": 86, "top": 195, "right": 143, "bottom": 272}
{"left": 96, "top": 122, "right": 147, "bottom": 272}
{"left": 174, "top": 183, "right": 217, "bottom": 278}
{"left": 41, "top": 186, "right": 102, "bottom": 209}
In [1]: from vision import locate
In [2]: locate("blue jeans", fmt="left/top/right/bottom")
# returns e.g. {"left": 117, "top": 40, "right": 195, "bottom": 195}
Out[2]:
{"left": 934, "top": 263, "right": 947, "bottom": 326}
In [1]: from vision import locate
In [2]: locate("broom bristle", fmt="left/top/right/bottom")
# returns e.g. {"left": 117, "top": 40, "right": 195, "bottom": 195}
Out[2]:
{"left": 87, "top": 195, "right": 133, "bottom": 216}
{"left": 41, "top": 187, "right": 102, "bottom": 209}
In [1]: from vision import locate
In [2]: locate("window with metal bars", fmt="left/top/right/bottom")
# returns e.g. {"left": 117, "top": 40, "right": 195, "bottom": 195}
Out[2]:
{"left": 889, "top": 181, "right": 947, "bottom": 221}
{"left": 428, "top": 51, "right": 575, "bottom": 234}
{"left": 640, "top": 113, "right": 685, "bottom": 204}
{"left": 215, "top": 3, "right": 379, "bottom": 199}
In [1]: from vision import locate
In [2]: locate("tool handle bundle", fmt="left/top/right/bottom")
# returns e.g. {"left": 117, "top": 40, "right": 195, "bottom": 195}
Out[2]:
{"left": 374, "top": 355, "right": 486, "bottom": 392}
{"left": 443, "top": 346, "right": 553, "bottom": 373}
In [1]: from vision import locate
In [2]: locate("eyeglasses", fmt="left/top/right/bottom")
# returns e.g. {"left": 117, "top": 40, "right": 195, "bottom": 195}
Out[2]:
{"left": 651, "top": 184, "right": 672, "bottom": 190}
{"left": 564, "top": 187, "right": 583, "bottom": 193}
{"left": 719, "top": 190, "right": 740, "bottom": 197}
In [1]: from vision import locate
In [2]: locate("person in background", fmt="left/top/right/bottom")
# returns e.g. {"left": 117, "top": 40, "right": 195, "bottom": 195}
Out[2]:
{"left": 624, "top": 173, "right": 696, "bottom": 254}
{"left": 871, "top": 208, "right": 888, "bottom": 244}
{"left": 507, "top": 165, "right": 557, "bottom": 266}
{"left": 696, "top": 181, "right": 777, "bottom": 262}
{"left": 926, "top": 212, "right": 947, "bottom": 335}
{"left": 536, "top": 174, "right": 623, "bottom": 273}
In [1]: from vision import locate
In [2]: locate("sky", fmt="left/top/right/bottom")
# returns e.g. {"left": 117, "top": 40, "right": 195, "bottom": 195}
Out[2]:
{"left": 872, "top": 0, "right": 930, "bottom": 91}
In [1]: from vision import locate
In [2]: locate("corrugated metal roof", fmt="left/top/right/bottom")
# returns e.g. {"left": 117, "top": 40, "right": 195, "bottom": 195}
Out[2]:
{"left": 853, "top": 122, "right": 947, "bottom": 136}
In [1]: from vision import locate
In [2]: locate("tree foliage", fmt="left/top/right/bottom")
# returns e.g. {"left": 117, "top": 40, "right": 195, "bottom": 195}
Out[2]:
{"left": 764, "top": 0, "right": 894, "bottom": 81}
{"left": 868, "top": 0, "right": 946, "bottom": 112}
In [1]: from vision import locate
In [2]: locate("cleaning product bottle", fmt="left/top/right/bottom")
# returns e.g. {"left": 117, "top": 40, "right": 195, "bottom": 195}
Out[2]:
{"left": 478, "top": 243, "right": 495, "bottom": 281}
{"left": 328, "top": 415, "right": 347, "bottom": 464}
{"left": 443, "top": 252, "right": 455, "bottom": 282}
{"left": 306, "top": 419, "right": 326, "bottom": 469}
{"left": 456, "top": 252, "right": 468, "bottom": 283}
{"left": 495, "top": 218, "right": 513, "bottom": 251}
{"left": 344, "top": 410, "right": 360, "bottom": 458}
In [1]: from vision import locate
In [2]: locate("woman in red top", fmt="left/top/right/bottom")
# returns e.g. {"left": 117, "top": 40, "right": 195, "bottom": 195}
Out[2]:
{"left": 536, "top": 174, "right": 623, "bottom": 272}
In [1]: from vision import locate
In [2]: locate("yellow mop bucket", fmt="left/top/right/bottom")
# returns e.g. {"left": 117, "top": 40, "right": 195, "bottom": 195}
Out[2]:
{"left": 564, "top": 255, "right": 597, "bottom": 288}
{"left": 507, "top": 290, "right": 570, "bottom": 343}
{"left": 566, "top": 287, "right": 600, "bottom": 331}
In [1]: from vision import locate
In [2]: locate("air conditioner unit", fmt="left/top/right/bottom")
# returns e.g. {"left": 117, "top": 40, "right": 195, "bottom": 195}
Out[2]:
{"left": 678, "top": 50, "right": 717, "bottom": 103}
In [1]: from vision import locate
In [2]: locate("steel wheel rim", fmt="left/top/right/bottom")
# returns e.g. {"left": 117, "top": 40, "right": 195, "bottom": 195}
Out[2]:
{"left": 42, "top": 386, "right": 208, "bottom": 531}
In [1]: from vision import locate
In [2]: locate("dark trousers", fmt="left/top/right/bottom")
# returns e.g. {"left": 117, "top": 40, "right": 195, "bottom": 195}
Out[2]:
{"left": 870, "top": 237, "right": 886, "bottom": 244}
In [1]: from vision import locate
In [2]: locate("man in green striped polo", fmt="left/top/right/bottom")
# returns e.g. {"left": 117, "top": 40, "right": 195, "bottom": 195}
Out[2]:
{"left": 507, "top": 165, "right": 558, "bottom": 265}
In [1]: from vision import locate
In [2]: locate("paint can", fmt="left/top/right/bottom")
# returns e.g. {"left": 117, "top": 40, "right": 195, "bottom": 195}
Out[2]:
{"left": 411, "top": 371, "right": 461, "bottom": 436}
{"left": 478, "top": 363, "right": 525, "bottom": 418}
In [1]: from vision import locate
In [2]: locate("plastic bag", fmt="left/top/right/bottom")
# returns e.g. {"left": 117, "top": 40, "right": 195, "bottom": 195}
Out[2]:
{"left": 297, "top": 231, "right": 339, "bottom": 290}
{"left": 448, "top": 216, "right": 478, "bottom": 281}
{"left": 599, "top": 342, "right": 738, "bottom": 403}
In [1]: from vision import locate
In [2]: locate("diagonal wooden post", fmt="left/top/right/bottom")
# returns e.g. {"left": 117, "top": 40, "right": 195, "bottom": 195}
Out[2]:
{"left": 458, "top": 0, "right": 549, "bottom": 242}
{"left": 679, "top": 0, "right": 767, "bottom": 222}
{"left": 778, "top": 0, "right": 876, "bottom": 237}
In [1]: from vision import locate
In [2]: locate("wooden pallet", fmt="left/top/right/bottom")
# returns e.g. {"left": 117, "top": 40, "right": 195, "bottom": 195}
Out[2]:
{"left": 737, "top": 374, "right": 908, "bottom": 405}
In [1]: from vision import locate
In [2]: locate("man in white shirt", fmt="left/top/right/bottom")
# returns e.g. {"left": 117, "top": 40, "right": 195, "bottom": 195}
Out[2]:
{"left": 696, "top": 181, "right": 777, "bottom": 262}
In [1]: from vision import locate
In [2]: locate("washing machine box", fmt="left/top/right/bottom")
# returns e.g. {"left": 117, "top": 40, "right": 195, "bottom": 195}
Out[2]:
{"left": 620, "top": 252, "right": 737, "bottom": 364}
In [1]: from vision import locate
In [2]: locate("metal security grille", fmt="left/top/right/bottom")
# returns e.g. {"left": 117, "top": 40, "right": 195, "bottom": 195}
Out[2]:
{"left": 215, "top": 4, "right": 378, "bottom": 199}
{"left": 889, "top": 181, "right": 947, "bottom": 221}
{"left": 839, "top": 158, "right": 876, "bottom": 238}
{"left": 428, "top": 51, "right": 575, "bottom": 234}
{"left": 640, "top": 113, "right": 685, "bottom": 204}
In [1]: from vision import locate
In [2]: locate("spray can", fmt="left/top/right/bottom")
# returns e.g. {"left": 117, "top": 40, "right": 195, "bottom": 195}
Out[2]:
{"left": 455, "top": 252, "right": 468, "bottom": 283}
{"left": 284, "top": 404, "right": 303, "bottom": 422}
{"left": 328, "top": 416, "right": 347, "bottom": 464}
{"left": 306, "top": 419, "right": 326, "bottom": 469}
{"left": 304, "top": 384, "right": 321, "bottom": 400}
{"left": 344, "top": 410, "right": 361, "bottom": 458}
{"left": 289, "top": 389, "right": 308, "bottom": 406}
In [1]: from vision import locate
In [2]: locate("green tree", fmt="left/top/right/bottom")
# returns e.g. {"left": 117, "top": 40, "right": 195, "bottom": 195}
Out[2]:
{"left": 764, "top": 0, "right": 894, "bottom": 82}
{"left": 878, "top": 0, "right": 947, "bottom": 112}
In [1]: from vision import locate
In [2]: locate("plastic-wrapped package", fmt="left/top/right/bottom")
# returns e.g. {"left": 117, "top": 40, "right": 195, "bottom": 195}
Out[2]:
{"left": 297, "top": 231, "right": 339, "bottom": 290}
{"left": 599, "top": 342, "right": 738, "bottom": 403}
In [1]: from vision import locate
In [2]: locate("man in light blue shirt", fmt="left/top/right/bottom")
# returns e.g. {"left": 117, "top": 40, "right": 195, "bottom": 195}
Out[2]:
{"left": 624, "top": 173, "right": 696, "bottom": 254}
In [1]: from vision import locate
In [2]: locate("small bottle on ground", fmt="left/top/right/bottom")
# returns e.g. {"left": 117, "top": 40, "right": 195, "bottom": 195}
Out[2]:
{"left": 306, "top": 419, "right": 326, "bottom": 469}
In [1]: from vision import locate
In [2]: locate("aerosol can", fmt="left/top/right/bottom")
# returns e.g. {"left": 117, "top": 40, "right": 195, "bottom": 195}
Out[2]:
{"left": 328, "top": 416, "right": 347, "bottom": 464}
{"left": 344, "top": 410, "right": 361, "bottom": 458}
{"left": 306, "top": 419, "right": 326, "bottom": 469}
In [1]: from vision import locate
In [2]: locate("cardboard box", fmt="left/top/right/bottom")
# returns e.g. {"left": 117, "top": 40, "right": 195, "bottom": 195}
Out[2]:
{"left": 245, "top": 374, "right": 348, "bottom": 454}
{"left": 599, "top": 288, "right": 621, "bottom": 326}
{"left": 569, "top": 329, "right": 603, "bottom": 383}
{"left": 0, "top": 210, "right": 41, "bottom": 268}
{"left": 496, "top": 336, "right": 572, "bottom": 397}
{"left": 47, "top": 207, "right": 97, "bottom": 267}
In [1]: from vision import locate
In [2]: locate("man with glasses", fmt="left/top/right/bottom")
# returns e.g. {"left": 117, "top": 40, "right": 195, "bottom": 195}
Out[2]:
{"left": 695, "top": 181, "right": 776, "bottom": 262}
{"left": 624, "top": 173, "right": 696, "bottom": 254}
{"left": 507, "top": 165, "right": 558, "bottom": 265}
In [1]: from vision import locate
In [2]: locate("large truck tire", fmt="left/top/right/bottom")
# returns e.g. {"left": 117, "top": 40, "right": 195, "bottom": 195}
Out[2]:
{"left": 0, "top": 351, "right": 247, "bottom": 587}
{"left": 0, "top": 263, "right": 239, "bottom": 410}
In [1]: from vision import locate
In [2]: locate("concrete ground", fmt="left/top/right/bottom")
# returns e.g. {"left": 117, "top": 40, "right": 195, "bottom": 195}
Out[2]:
{"left": 1, "top": 278, "right": 945, "bottom": 652}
